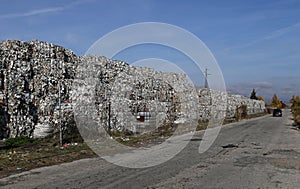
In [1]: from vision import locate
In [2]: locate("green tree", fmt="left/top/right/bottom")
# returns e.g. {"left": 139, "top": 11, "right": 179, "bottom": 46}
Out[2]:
{"left": 250, "top": 89, "right": 258, "bottom": 100}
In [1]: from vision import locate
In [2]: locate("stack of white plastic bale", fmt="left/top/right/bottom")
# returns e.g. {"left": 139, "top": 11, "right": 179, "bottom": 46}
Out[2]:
{"left": 80, "top": 56, "right": 182, "bottom": 134}
{"left": 0, "top": 40, "right": 266, "bottom": 139}
{"left": 0, "top": 40, "right": 78, "bottom": 138}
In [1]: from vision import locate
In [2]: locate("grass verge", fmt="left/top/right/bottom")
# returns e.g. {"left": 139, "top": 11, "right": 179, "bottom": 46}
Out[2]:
{"left": 0, "top": 137, "right": 96, "bottom": 179}
{"left": 196, "top": 112, "right": 269, "bottom": 131}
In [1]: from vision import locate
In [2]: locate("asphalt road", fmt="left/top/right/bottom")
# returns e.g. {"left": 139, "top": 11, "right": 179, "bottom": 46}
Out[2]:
{"left": 1, "top": 109, "right": 300, "bottom": 189}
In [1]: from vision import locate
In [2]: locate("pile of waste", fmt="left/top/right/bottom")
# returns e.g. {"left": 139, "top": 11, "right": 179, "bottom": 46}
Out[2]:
{"left": 0, "top": 40, "right": 266, "bottom": 139}
{"left": 0, "top": 40, "right": 77, "bottom": 139}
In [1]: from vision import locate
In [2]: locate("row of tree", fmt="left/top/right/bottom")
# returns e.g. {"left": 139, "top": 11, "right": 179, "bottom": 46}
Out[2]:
{"left": 250, "top": 89, "right": 266, "bottom": 102}
{"left": 249, "top": 89, "right": 287, "bottom": 108}
{"left": 249, "top": 89, "right": 300, "bottom": 125}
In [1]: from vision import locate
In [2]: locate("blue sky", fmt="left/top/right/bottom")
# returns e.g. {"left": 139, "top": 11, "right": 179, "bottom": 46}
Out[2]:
{"left": 1, "top": 0, "right": 300, "bottom": 102}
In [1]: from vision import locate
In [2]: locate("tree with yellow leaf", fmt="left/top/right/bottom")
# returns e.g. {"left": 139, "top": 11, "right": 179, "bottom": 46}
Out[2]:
{"left": 290, "top": 96, "right": 300, "bottom": 109}
{"left": 257, "top": 96, "right": 266, "bottom": 104}
{"left": 270, "top": 94, "right": 282, "bottom": 108}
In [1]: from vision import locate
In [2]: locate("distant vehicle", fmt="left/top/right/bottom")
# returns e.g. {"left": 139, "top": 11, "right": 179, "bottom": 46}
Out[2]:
{"left": 273, "top": 108, "right": 282, "bottom": 117}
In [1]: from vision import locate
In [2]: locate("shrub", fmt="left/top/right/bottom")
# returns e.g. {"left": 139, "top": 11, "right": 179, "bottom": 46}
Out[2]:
{"left": 295, "top": 115, "right": 300, "bottom": 125}
{"left": 241, "top": 105, "right": 248, "bottom": 119}
{"left": 4, "top": 136, "right": 35, "bottom": 152}
{"left": 292, "top": 107, "right": 300, "bottom": 126}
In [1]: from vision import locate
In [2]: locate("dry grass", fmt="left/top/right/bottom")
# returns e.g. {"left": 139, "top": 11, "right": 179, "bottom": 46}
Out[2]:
{"left": 0, "top": 138, "right": 96, "bottom": 179}
{"left": 114, "top": 123, "right": 177, "bottom": 147}
{"left": 196, "top": 112, "right": 268, "bottom": 130}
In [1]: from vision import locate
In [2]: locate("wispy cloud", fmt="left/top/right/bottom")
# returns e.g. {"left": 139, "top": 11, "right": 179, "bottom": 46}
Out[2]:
{"left": 263, "top": 22, "right": 300, "bottom": 40}
{"left": 0, "top": 0, "right": 95, "bottom": 20}
{"left": 0, "top": 7, "right": 64, "bottom": 19}
{"left": 65, "top": 0, "right": 96, "bottom": 8}
{"left": 225, "top": 21, "right": 300, "bottom": 51}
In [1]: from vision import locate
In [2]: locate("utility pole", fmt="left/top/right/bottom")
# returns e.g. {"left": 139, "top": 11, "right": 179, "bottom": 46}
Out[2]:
{"left": 108, "top": 101, "right": 111, "bottom": 132}
{"left": 58, "top": 81, "right": 62, "bottom": 146}
{"left": 204, "top": 68, "right": 211, "bottom": 88}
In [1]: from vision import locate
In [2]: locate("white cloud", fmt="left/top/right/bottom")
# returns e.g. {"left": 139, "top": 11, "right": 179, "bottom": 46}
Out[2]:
{"left": 0, "top": 0, "right": 95, "bottom": 20}
{"left": 225, "top": 21, "right": 300, "bottom": 52}
{"left": 0, "top": 7, "right": 64, "bottom": 19}
{"left": 263, "top": 22, "right": 300, "bottom": 40}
